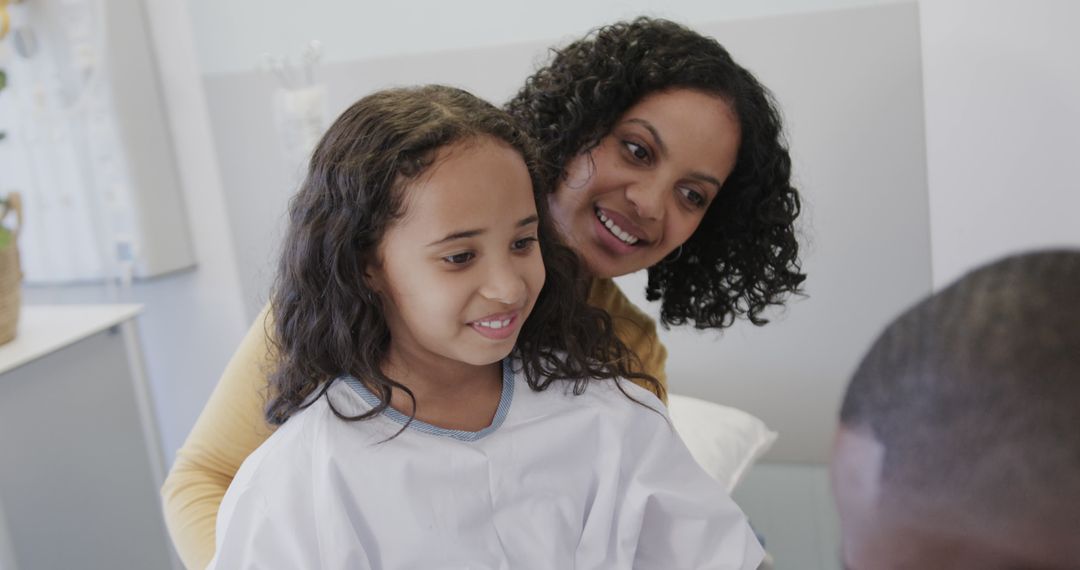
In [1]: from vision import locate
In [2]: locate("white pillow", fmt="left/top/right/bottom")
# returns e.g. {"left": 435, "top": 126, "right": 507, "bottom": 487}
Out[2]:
{"left": 667, "top": 393, "right": 778, "bottom": 492}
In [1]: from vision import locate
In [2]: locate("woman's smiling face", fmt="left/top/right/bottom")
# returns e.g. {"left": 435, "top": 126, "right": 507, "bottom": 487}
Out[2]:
{"left": 549, "top": 88, "right": 741, "bottom": 279}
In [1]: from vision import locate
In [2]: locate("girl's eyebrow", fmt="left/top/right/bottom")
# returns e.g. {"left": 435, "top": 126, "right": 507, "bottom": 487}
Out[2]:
{"left": 427, "top": 214, "right": 539, "bottom": 246}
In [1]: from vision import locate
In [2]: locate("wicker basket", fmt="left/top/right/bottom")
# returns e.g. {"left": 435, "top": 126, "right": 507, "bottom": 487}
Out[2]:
{"left": 0, "top": 193, "right": 23, "bottom": 346}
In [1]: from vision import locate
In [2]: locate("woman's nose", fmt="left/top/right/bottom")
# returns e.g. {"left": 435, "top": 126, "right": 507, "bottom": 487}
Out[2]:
{"left": 624, "top": 178, "right": 666, "bottom": 222}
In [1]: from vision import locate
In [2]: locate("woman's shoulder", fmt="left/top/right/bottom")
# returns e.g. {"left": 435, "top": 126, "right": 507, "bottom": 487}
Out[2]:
{"left": 587, "top": 278, "right": 669, "bottom": 400}
{"left": 588, "top": 278, "right": 652, "bottom": 327}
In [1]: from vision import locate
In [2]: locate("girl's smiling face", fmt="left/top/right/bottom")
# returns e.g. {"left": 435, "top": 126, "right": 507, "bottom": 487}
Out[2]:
{"left": 550, "top": 88, "right": 741, "bottom": 279}
{"left": 370, "top": 137, "right": 545, "bottom": 371}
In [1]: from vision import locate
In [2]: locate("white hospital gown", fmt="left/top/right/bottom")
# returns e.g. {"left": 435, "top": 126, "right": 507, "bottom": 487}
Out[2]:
{"left": 210, "top": 360, "right": 764, "bottom": 569}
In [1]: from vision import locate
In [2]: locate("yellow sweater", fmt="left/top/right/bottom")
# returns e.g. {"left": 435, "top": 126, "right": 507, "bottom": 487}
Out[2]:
{"left": 161, "top": 278, "right": 668, "bottom": 570}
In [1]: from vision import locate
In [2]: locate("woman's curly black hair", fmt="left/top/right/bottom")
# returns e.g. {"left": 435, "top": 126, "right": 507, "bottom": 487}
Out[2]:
{"left": 266, "top": 85, "right": 659, "bottom": 426}
{"left": 506, "top": 17, "right": 806, "bottom": 329}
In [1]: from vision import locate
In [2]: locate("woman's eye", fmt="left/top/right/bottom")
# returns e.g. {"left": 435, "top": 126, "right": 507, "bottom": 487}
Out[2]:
{"left": 511, "top": 237, "right": 538, "bottom": 252}
{"left": 679, "top": 186, "right": 707, "bottom": 208}
{"left": 443, "top": 252, "right": 475, "bottom": 265}
{"left": 623, "top": 141, "right": 651, "bottom": 163}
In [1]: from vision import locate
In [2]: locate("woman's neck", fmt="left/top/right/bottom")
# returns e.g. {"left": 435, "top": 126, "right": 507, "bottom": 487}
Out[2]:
{"left": 378, "top": 348, "right": 504, "bottom": 432}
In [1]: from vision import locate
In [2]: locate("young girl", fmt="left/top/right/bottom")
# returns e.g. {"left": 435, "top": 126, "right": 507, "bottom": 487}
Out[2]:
{"left": 207, "top": 85, "right": 763, "bottom": 568}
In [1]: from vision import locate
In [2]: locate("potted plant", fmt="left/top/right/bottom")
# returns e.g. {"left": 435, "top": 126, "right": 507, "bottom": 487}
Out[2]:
{"left": 0, "top": 192, "right": 21, "bottom": 346}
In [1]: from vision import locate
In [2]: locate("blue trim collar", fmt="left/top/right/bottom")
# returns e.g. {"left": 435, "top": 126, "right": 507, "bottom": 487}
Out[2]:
{"left": 342, "top": 359, "right": 515, "bottom": 442}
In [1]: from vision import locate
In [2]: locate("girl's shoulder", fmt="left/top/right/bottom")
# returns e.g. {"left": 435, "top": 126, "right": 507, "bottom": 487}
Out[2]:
{"left": 510, "top": 359, "right": 669, "bottom": 434}
{"left": 222, "top": 395, "right": 325, "bottom": 506}
{"left": 243, "top": 380, "right": 395, "bottom": 467}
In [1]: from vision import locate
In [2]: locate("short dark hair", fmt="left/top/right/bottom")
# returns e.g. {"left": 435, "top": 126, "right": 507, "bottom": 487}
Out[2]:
{"left": 841, "top": 250, "right": 1080, "bottom": 517}
{"left": 266, "top": 85, "right": 660, "bottom": 426}
{"left": 506, "top": 17, "right": 805, "bottom": 330}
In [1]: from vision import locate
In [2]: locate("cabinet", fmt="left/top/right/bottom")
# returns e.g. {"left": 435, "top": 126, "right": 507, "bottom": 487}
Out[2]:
{"left": 0, "top": 305, "right": 178, "bottom": 569}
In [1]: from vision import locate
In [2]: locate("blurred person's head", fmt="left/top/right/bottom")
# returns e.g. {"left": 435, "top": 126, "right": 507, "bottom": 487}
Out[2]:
{"left": 832, "top": 250, "right": 1080, "bottom": 569}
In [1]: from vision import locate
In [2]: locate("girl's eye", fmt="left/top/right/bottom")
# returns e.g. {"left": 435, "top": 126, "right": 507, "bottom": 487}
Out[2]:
{"left": 623, "top": 141, "right": 651, "bottom": 163}
{"left": 511, "top": 237, "right": 538, "bottom": 252}
{"left": 443, "top": 252, "right": 475, "bottom": 265}
{"left": 679, "top": 186, "right": 707, "bottom": 208}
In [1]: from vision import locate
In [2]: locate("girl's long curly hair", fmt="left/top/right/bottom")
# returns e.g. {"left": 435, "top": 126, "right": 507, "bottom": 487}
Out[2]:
{"left": 506, "top": 17, "right": 806, "bottom": 329}
{"left": 266, "top": 85, "right": 660, "bottom": 426}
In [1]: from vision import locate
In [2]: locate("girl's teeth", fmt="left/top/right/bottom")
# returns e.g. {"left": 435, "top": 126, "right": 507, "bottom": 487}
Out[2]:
{"left": 595, "top": 210, "right": 640, "bottom": 245}
{"left": 476, "top": 319, "right": 511, "bottom": 329}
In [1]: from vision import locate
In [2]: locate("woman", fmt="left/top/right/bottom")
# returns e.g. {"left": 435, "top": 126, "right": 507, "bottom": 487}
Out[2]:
{"left": 162, "top": 17, "right": 803, "bottom": 569}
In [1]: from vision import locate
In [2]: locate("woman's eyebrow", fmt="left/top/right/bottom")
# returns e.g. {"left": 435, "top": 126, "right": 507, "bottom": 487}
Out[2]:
{"left": 689, "top": 172, "right": 723, "bottom": 191}
{"left": 626, "top": 118, "right": 723, "bottom": 191}
{"left": 625, "top": 118, "right": 667, "bottom": 156}
{"left": 427, "top": 214, "right": 539, "bottom": 246}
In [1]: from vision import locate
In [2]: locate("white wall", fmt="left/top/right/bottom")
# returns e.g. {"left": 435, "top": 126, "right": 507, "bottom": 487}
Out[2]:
{"left": 921, "top": 0, "right": 1080, "bottom": 289}
{"left": 19, "top": 0, "right": 251, "bottom": 466}
{"left": 186, "top": 0, "right": 906, "bottom": 76}
{"left": 130, "top": 0, "right": 250, "bottom": 462}
{"left": 137, "top": 0, "right": 250, "bottom": 461}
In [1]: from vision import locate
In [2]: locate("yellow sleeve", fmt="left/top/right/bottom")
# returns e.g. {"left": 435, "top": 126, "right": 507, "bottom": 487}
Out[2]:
{"left": 587, "top": 278, "right": 669, "bottom": 403}
{"left": 161, "top": 305, "right": 278, "bottom": 570}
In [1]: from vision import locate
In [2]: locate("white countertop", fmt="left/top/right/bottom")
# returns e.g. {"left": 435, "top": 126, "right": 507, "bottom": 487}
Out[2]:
{"left": 0, "top": 304, "right": 143, "bottom": 374}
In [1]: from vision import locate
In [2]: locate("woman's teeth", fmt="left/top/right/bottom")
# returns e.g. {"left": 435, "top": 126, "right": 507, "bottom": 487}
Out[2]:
{"left": 474, "top": 318, "right": 512, "bottom": 329}
{"left": 596, "top": 210, "right": 640, "bottom": 245}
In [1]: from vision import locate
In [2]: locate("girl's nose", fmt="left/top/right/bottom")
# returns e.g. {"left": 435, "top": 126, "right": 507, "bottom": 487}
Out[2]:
{"left": 479, "top": 261, "right": 527, "bottom": 305}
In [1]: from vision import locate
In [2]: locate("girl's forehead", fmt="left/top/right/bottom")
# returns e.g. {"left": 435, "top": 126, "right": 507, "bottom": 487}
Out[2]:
{"left": 389, "top": 139, "right": 537, "bottom": 238}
